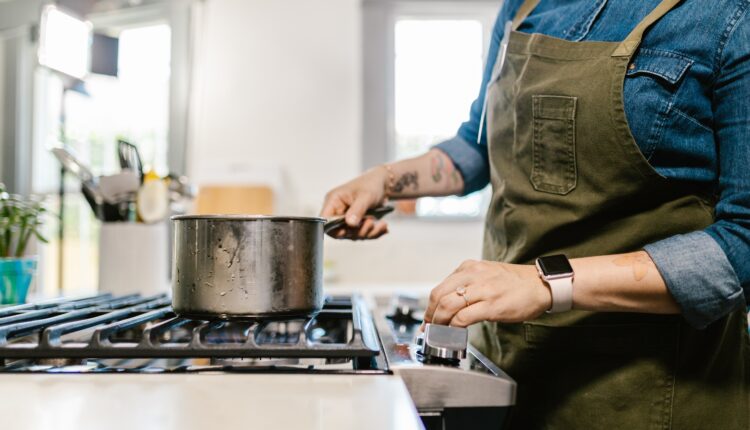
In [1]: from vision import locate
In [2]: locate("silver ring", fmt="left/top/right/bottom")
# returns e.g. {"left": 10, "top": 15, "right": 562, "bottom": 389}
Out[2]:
{"left": 455, "top": 286, "right": 469, "bottom": 307}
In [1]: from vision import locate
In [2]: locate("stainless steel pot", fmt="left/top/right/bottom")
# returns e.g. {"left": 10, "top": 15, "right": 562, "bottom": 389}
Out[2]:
{"left": 171, "top": 207, "right": 393, "bottom": 319}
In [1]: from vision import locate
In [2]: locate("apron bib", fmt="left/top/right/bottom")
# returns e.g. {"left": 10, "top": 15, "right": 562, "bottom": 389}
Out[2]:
{"left": 475, "top": 0, "right": 750, "bottom": 428}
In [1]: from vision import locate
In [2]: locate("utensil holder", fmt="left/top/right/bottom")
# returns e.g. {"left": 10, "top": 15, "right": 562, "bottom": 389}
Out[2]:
{"left": 98, "top": 222, "right": 169, "bottom": 296}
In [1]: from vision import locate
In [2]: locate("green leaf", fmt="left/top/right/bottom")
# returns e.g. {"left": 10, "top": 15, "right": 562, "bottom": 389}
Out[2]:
{"left": 34, "top": 230, "right": 49, "bottom": 243}
{"left": 0, "top": 190, "right": 48, "bottom": 256}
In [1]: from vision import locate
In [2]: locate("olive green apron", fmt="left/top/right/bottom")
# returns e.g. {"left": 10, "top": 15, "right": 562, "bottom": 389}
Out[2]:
{"left": 475, "top": 0, "right": 750, "bottom": 428}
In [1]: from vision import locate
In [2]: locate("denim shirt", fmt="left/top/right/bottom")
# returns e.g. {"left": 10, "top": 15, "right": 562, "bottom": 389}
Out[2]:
{"left": 436, "top": 0, "right": 750, "bottom": 328}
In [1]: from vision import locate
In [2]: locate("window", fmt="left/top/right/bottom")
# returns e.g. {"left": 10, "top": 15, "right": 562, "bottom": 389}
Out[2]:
{"left": 363, "top": 1, "right": 500, "bottom": 218}
{"left": 65, "top": 24, "right": 172, "bottom": 177}
{"left": 394, "top": 19, "right": 484, "bottom": 160}
{"left": 35, "top": 23, "right": 172, "bottom": 297}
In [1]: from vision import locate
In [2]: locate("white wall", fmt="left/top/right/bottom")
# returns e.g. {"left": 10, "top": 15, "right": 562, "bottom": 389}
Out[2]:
{"left": 0, "top": 38, "right": 5, "bottom": 179}
{"left": 188, "top": 0, "right": 485, "bottom": 285}
{"left": 189, "top": 0, "right": 362, "bottom": 215}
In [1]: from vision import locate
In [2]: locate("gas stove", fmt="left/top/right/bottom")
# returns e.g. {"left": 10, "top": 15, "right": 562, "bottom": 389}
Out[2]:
{"left": 0, "top": 292, "right": 515, "bottom": 430}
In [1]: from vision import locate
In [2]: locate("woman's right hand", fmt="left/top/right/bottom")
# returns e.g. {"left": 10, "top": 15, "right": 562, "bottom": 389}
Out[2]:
{"left": 320, "top": 167, "right": 390, "bottom": 240}
{"left": 321, "top": 149, "right": 464, "bottom": 239}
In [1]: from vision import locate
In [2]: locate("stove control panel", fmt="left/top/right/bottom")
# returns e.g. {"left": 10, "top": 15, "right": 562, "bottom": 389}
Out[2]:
{"left": 417, "top": 324, "right": 468, "bottom": 364}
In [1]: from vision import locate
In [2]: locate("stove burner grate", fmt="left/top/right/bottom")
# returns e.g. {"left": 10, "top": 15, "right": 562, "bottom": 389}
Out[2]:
{"left": 0, "top": 294, "right": 381, "bottom": 361}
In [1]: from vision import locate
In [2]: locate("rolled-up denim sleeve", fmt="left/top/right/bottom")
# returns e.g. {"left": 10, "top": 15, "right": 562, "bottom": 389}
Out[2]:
{"left": 644, "top": 232, "right": 745, "bottom": 329}
{"left": 434, "top": 136, "right": 490, "bottom": 195}
{"left": 432, "top": 0, "right": 521, "bottom": 195}
{"left": 645, "top": 14, "right": 750, "bottom": 329}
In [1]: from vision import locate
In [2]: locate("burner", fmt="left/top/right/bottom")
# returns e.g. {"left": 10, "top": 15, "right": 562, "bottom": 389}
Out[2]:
{"left": 0, "top": 292, "right": 517, "bottom": 430}
{"left": 0, "top": 294, "right": 381, "bottom": 364}
{"left": 36, "top": 358, "right": 87, "bottom": 367}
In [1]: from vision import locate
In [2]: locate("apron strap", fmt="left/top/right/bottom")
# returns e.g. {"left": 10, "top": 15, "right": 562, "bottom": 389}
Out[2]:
{"left": 511, "top": 0, "right": 541, "bottom": 31}
{"left": 612, "top": 0, "right": 684, "bottom": 57}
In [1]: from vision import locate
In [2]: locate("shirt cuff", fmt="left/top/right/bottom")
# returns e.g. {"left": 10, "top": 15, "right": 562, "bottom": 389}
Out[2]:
{"left": 433, "top": 136, "right": 490, "bottom": 196}
{"left": 644, "top": 231, "right": 745, "bottom": 329}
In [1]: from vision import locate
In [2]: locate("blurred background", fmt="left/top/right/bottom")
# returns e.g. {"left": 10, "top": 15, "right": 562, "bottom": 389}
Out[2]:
{"left": 0, "top": 0, "right": 501, "bottom": 298}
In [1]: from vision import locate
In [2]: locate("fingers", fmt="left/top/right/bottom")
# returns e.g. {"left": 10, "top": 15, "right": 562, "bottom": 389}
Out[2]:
{"left": 344, "top": 194, "right": 372, "bottom": 227}
{"left": 367, "top": 220, "right": 389, "bottom": 239}
{"left": 323, "top": 189, "right": 385, "bottom": 239}
{"left": 454, "top": 259, "right": 479, "bottom": 274}
{"left": 431, "top": 284, "right": 488, "bottom": 325}
{"left": 320, "top": 192, "right": 349, "bottom": 218}
{"left": 423, "top": 260, "right": 481, "bottom": 322}
{"left": 424, "top": 272, "right": 470, "bottom": 324}
{"left": 357, "top": 218, "right": 376, "bottom": 237}
{"left": 359, "top": 219, "right": 389, "bottom": 239}
{"left": 431, "top": 292, "right": 468, "bottom": 326}
{"left": 331, "top": 218, "right": 389, "bottom": 241}
{"left": 449, "top": 302, "right": 490, "bottom": 328}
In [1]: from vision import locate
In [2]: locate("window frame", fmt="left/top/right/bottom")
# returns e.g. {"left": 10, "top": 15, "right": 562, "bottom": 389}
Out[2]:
{"left": 87, "top": 0, "right": 195, "bottom": 177}
{"left": 361, "top": 0, "right": 500, "bottom": 171}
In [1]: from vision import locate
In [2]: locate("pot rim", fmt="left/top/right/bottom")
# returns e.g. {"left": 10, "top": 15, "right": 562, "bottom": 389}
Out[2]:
{"left": 171, "top": 214, "right": 327, "bottom": 223}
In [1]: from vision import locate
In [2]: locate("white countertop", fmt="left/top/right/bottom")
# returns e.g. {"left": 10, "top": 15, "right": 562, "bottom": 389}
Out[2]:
{"left": 0, "top": 374, "right": 424, "bottom": 430}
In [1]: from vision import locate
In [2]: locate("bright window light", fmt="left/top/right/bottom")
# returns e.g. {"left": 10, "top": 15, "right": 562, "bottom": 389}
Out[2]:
{"left": 65, "top": 24, "right": 172, "bottom": 176}
{"left": 36, "top": 24, "right": 172, "bottom": 297}
{"left": 394, "top": 19, "right": 489, "bottom": 217}
{"left": 38, "top": 5, "right": 92, "bottom": 79}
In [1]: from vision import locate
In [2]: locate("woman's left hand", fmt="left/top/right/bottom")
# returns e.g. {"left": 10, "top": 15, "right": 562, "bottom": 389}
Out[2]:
{"left": 424, "top": 260, "right": 553, "bottom": 328}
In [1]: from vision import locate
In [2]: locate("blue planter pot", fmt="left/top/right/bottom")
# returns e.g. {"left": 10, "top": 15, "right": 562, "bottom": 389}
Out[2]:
{"left": 0, "top": 257, "right": 37, "bottom": 305}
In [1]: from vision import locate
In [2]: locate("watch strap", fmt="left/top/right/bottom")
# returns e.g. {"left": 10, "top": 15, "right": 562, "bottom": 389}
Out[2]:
{"left": 546, "top": 277, "right": 573, "bottom": 313}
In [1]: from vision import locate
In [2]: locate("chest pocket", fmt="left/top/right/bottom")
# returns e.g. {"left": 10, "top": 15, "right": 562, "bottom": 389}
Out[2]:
{"left": 531, "top": 95, "right": 578, "bottom": 195}
{"left": 624, "top": 48, "right": 694, "bottom": 160}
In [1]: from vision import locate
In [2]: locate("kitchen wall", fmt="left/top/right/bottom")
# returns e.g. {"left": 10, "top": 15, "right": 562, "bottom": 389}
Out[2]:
{"left": 0, "top": 38, "right": 5, "bottom": 178}
{"left": 189, "top": 0, "right": 363, "bottom": 215}
{"left": 188, "top": 0, "right": 485, "bottom": 286}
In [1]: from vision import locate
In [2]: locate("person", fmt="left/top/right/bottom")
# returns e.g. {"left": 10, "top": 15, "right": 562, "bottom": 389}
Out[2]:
{"left": 320, "top": 0, "right": 750, "bottom": 428}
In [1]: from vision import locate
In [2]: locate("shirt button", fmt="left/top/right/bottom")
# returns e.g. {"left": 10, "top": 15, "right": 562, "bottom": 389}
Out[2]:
{"left": 628, "top": 63, "right": 636, "bottom": 70}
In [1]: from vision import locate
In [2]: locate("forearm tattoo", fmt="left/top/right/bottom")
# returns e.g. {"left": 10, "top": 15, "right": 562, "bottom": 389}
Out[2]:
{"left": 431, "top": 153, "right": 462, "bottom": 186}
{"left": 392, "top": 171, "right": 419, "bottom": 193}
{"left": 431, "top": 154, "right": 445, "bottom": 183}
{"left": 613, "top": 253, "right": 652, "bottom": 281}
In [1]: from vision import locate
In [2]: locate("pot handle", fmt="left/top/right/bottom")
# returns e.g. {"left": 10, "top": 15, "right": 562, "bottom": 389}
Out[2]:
{"left": 324, "top": 206, "right": 395, "bottom": 234}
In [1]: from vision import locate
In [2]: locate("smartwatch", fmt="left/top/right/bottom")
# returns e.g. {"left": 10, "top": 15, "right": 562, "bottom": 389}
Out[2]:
{"left": 535, "top": 255, "right": 574, "bottom": 313}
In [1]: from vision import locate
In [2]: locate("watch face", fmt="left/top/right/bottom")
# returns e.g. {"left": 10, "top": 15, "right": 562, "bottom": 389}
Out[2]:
{"left": 537, "top": 255, "right": 573, "bottom": 276}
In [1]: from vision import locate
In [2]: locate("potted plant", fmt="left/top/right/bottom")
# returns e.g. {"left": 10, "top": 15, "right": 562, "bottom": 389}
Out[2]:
{"left": 0, "top": 184, "right": 47, "bottom": 304}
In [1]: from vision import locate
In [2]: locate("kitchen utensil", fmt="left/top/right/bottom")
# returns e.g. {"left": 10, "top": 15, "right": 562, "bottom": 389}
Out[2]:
{"left": 81, "top": 181, "right": 104, "bottom": 219}
{"left": 51, "top": 146, "right": 128, "bottom": 222}
{"left": 166, "top": 173, "right": 196, "bottom": 200}
{"left": 117, "top": 140, "right": 144, "bottom": 183}
{"left": 171, "top": 206, "right": 394, "bottom": 319}
{"left": 51, "top": 146, "right": 95, "bottom": 183}
{"left": 98, "top": 170, "right": 140, "bottom": 204}
{"left": 81, "top": 181, "right": 129, "bottom": 222}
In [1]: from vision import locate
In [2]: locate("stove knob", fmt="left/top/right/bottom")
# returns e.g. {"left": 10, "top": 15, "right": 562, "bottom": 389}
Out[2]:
{"left": 419, "top": 324, "right": 468, "bottom": 362}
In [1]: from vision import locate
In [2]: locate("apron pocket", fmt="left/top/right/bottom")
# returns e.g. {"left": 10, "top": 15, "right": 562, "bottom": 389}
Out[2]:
{"left": 530, "top": 95, "right": 578, "bottom": 195}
